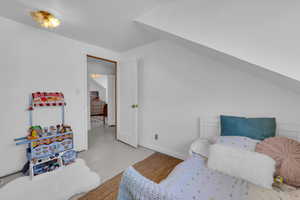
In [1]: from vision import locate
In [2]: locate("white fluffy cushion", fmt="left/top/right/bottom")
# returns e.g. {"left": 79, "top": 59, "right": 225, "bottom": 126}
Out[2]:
{"left": 208, "top": 144, "right": 276, "bottom": 189}
{"left": 215, "top": 136, "right": 260, "bottom": 151}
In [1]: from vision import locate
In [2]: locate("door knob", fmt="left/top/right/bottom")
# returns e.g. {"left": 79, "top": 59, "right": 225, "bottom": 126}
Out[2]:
{"left": 131, "top": 104, "right": 138, "bottom": 108}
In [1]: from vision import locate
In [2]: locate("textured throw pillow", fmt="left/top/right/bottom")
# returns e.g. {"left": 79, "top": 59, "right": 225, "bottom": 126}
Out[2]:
{"left": 256, "top": 137, "right": 300, "bottom": 187}
{"left": 220, "top": 115, "right": 276, "bottom": 140}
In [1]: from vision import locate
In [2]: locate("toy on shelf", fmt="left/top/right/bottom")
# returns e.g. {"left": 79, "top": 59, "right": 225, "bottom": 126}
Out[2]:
{"left": 28, "top": 126, "right": 42, "bottom": 140}
{"left": 33, "top": 158, "right": 60, "bottom": 176}
{"left": 14, "top": 92, "right": 76, "bottom": 178}
{"left": 62, "top": 150, "right": 77, "bottom": 166}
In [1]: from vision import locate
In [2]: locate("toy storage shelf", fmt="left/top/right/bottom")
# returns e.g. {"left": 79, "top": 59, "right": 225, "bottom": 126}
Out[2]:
{"left": 15, "top": 132, "right": 74, "bottom": 160}
{"left": 15, "top": 132, "right": 73, "bottom": 145}
{"left": 14, "top": 92, "right": 76, "bottom": 178}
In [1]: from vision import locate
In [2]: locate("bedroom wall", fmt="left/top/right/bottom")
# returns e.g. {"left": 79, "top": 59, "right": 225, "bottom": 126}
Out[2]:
{"left": 88, "top": 77, "right": 107, "bottom": 101}
{"left": 87, "top": 61, "right": 116, "bottom": 75}
{"left": 0, "top": 16, "right": 119, "bottom": 176}
{"left": 93, "top": 76, "right": 108, "bottom": 92}
{"left": 123, "top": 40, "right": 300, "bottom": 159}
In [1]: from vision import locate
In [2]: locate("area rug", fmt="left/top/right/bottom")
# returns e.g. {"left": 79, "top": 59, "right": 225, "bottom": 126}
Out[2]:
{"left": 0, "top": 158, "right": 100, "bottom": 200}
{"left": 79, "top": 152, "right": 183, "bottom": 200}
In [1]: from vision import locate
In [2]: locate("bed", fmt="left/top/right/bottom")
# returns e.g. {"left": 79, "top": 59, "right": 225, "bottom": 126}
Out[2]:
{"left": 198, "top": 115, "right": 300, "bottom": 143}
{"left": 117, "top": 115, "right": 300, "bottom": 200}
{"left": 90, "top": 96, "right": 107, "bottom": 117}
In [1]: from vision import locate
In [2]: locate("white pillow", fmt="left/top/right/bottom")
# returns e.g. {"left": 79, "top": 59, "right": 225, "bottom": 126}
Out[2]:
{"left": 189, "top": 138, "right": 211, "bottom": 158}
{"left": 215, "top": 136, "right": 260, "bottom": 151}
{"left": 208, "top": 143, "right": 276, "bottom": 189}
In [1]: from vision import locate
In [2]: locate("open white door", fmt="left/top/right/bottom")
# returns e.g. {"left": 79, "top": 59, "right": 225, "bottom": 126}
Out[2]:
{"left": 117, "top": 59, "right": 138, "bottom": 147}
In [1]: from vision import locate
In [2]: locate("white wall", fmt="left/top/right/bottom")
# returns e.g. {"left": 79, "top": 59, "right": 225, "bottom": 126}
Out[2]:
{"left": 87, "top": 61, "right": 116, "bottom": 75}
{"left": 94, "top": 76, "right": 108, "bottom": 92}
{"left": 0, "top": 16, "right": 119, "bottom": 176}
{"left": 123, "top": 40, "right": 300, "bottom": 159}
{"left": 89, "top": 77, "right": 107, "bottom": 101}
{"left": 137, "top": 0, "right": 300, "bottom": 82}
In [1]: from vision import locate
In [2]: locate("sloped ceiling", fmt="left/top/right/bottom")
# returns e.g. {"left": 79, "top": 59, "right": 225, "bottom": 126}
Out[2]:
{"left": 136, "top": 0, "right": 300, "bottom": 82}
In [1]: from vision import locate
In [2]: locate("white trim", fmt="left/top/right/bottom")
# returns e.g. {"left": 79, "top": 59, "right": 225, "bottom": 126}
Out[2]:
{"left": 83, "top": 55, "right": 89, "bottom": 151}
{"left": 116, "top": 61, "right": 121, "bottom": 143}
{"left": 140, "top": 142, "right": 187, "bottom": 160}
{"left": 107, "top": 122, "right": 116, "bottom": 126}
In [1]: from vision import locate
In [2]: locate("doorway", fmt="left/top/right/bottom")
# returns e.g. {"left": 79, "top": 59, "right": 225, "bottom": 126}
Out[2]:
{"left": 86, "top": 55, "right": 117, "bottom": 148}
{"left": 85, "top": 55, "right": 140, "bottom": 149}
{"left": 79, "top": 55, "right": 153, "bottom": 182}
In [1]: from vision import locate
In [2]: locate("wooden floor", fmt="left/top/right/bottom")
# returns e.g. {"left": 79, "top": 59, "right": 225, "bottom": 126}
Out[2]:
{"left": 79, "top": 153, "right": 183, "bottom": 200}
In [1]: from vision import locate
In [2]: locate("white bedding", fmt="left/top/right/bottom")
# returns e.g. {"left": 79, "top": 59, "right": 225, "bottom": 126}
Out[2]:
{"left": 160, "top": 154, "right": 296, "bottom": 200}
{"left": 118, "top": 135, "right": 297, "bottom": 200}
{"left": 118, "top": 153, "right": 296, "bottom": 200}
{"left": 160, "top": 154, "right": 250, "bottom": 200}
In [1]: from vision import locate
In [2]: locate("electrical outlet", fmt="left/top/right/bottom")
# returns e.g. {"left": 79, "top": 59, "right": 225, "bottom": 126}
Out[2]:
{"left": 154, "top": 134, "right": 158, "bottom": 140}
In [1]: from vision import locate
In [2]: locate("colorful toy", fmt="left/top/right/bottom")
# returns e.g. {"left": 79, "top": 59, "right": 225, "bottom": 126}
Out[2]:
{"left": 61, "top": 125, "right": 72, "bottom": 133}
{"left": 14, "top": 92, "right": 76, "bottom": 178}
{"left": 27, "top": 126, "right": 43, "bottom": 140}
{"left": 31, "top": 92, "right": 65, "bottom": 107}
{"left": 33, "top": 158, "right": 60, "bottom": 176}
{"left": 274, "top": 176, "right": 284, "bottom": 184}
{"left": 49, "top": 126, "right": 57, "bottom": 135}
{"left": 62, "top": 150, "right": 77, "bottom": 165}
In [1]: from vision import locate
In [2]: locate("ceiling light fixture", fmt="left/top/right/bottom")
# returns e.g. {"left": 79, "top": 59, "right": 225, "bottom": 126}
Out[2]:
{"left": 30, "top": 10, "right": 61, "bottom": 28}
{"left": 90, "top": 74, "right": 101, "bottom": 79}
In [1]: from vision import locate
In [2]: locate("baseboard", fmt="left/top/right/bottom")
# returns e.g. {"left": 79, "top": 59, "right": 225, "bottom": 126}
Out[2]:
{"left": 139, "top": 142, "right": 187, "bottom": 160}
{"left": 107, "top": 122, "right": 116, "bottom": 126}
{"left": 0, "top": 170, "right": 21, "bottom": 179}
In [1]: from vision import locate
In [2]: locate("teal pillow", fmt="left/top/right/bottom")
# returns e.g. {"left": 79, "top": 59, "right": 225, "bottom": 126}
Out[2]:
{"left": 220, "top": 115, "right": 276, "bottom": 140}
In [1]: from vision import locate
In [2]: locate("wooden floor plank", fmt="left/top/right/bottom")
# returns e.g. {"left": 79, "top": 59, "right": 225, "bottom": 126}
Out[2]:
{"left": 79, "top": 153, "right": 182, "bottom": 200}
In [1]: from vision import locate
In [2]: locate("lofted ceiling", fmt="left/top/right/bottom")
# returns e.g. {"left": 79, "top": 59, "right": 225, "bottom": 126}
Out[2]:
{"left": 137, "top": 0, "right": 300, "bottom": 83}
{"left": 0, "top": 0, "right": 173, "bottom": 52}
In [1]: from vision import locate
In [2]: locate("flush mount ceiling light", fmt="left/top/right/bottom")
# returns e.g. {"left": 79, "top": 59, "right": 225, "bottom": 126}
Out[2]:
{"left": 90, "top": 74, "right": 101, "bottom": 79}
{"left": 30, "top": 10, "right": 61, "bottom": 28}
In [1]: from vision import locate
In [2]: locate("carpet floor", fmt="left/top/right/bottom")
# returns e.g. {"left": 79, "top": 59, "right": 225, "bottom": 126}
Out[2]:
{"left": 79, "top": 152, "right": 183, "bottom": 200}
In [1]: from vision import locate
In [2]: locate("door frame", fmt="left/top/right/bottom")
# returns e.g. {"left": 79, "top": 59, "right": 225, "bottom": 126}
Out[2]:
{"left": 86, "top": 54, "right": 118, "bottom": 142}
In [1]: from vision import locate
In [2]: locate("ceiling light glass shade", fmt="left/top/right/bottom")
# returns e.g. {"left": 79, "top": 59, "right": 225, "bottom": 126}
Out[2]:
{"left": 90, "top": 74, "right": 101, "bottom": 79}
{"left": 31, "top": 10, "right": 61, "bottom": 28}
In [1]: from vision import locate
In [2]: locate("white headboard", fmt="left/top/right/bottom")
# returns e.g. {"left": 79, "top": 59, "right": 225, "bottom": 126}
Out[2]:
{"left": 199, "top": 116, "right": 300, "bottom": 142}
